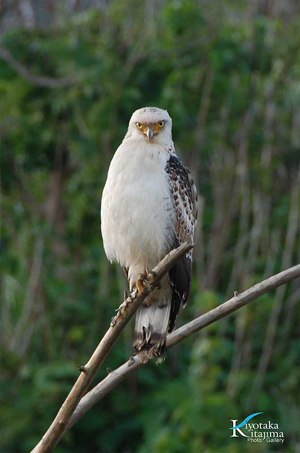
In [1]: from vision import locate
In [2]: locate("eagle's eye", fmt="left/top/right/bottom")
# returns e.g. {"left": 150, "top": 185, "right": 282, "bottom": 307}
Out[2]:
{"left": 158, "top": 121, "right": 165, "bottom": 128}
{"left": 136, "top": 122, "right": 143, "bottom": 130}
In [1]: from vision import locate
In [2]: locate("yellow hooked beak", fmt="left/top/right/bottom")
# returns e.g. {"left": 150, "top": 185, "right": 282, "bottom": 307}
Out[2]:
{"left": 145, "top": 127, "right": 154, "bottom": 141}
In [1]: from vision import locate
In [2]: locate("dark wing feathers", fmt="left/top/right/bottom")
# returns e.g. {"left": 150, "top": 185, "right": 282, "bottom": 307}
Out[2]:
{"left": 165, "top": 154, "right": 198, "bottom": 331}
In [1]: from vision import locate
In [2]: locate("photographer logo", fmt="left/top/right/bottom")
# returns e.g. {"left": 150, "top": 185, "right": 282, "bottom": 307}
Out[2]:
{"left": 230, "top": 412, "right": 284, "bottom": 444}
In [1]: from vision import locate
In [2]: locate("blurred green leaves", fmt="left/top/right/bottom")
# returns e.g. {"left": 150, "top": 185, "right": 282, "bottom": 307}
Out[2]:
{"left": 1, "top": 0, "right": 299, "bottom": 452}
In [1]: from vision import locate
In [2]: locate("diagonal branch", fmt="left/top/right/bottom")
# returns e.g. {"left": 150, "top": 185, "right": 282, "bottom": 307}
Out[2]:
{"left": 67, "top": 263, "right": 300, "bottom": 430}
{"left": 31, "top": 242, "right": 193, "bottom": 453}
{"left": 0, "top": 44, "right": 77, "bottom": 88}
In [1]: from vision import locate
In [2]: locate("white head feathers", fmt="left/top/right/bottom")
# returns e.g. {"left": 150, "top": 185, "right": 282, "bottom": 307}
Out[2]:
{"left": 130, "top": 107, "right": 172, "bottom": 126}
{"left": 125, "top": 107, "right": 173, "bottom": 146}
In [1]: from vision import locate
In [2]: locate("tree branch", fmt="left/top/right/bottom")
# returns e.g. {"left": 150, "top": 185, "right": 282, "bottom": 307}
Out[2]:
{"left": 31, "top": 242, "right": 193, "bottom": 453}
{"left": 31, "top": 255, "right": 300, "bottom": 452}
{"left": 67, "top": 263, "right": 300, "bottom": 430}
{"left": 0, "top": 44, "right": 77, "bottom": 88}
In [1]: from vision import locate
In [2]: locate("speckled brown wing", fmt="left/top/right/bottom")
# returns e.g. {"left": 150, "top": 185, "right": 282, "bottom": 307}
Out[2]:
{"left": 165, "top": 154, "right": 198, "bottom": 331}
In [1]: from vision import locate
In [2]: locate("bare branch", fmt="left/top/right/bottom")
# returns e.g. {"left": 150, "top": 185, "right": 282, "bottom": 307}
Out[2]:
{"left": 31, "top": 242, "right": 193, "bottom": 453}
{"left": 0, "top": 44, "right": 77, "bottom": 88}
{"left": 67, "top": 263, "right": 300, "bottom": 431}
{"left": 30, "top": 241, "right": 300, "bottom": 451}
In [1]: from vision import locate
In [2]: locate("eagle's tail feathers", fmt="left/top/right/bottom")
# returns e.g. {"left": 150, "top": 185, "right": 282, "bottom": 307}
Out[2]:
{"left": 133, "top": 296, "right": 171, "bottom": 361}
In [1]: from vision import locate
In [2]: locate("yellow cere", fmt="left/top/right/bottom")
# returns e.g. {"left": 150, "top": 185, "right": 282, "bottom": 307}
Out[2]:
{"left": 136, "top": 121, "right": 165, "bottom": 135}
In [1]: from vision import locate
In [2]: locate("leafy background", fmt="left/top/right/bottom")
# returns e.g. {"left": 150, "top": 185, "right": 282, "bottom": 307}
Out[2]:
{"left": 0, "top": 1, "right": 300, "bottom": 452}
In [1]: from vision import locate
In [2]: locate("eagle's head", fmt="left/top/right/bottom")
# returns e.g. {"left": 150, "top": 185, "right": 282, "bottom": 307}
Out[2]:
{"left": 127, "top": 107, "right": 172, "bottom": 145}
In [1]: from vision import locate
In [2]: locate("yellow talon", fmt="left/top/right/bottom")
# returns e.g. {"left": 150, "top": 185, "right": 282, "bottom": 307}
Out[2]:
{"left": 136, "top": 279, "right": 144, "bottom": 294}
{"left": 136, "top": 272, "right": 147, "bottom": 294}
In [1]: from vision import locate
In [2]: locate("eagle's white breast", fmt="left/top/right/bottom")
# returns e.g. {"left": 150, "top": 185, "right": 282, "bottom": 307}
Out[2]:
{"left": 101, "top": 106, "right": 198, "bottom": 355}
{"left": 101, "top": 141, "right": 175, "bottom": 285}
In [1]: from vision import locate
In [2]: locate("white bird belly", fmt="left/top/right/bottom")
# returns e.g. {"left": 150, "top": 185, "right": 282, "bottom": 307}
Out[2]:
{"left": 101, "top": 144, "right": 175, "bottom": 284}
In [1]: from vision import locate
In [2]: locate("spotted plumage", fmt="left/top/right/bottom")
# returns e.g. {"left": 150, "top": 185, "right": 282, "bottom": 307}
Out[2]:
{"left": 101, "top": 107, "right": 198, "bottom": 360}
{"left": 166, "top": 155, "right": 198, "bottom": 331}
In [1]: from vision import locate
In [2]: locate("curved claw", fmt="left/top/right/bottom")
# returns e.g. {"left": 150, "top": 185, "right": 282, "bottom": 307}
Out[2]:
{"left": 136, "top": 272, "right": 148, "bottom": 294}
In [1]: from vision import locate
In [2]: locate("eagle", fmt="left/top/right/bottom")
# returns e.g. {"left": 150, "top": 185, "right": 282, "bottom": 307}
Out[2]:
{"left": 101, "top": 107, "right": 198, "bottom": 360}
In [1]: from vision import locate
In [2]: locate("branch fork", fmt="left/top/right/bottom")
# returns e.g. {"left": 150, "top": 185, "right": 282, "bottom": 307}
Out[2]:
{"left": 32, "top": 242, "right": 193, "bottom": 452}
{"left": 31, "top": 246, "right": 300, "bottom": 453}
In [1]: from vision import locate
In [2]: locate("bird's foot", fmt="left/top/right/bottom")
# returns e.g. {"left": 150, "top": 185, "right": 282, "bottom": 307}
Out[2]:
{"left": 136, "top": 272, "right": 147, "bottom": 294}
{"left": 146, "top": 268, "right": 161, "bottom": 289}
{"left": 132, "top": 268, "right": 159, "bottom": 295}
{"left": 135, "top": 268, "right": 158, "bottom": 294}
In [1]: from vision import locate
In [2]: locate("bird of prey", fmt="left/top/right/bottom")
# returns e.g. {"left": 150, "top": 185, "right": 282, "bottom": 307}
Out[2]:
{"left": 101, "top": 107, "right": 198, "bottom": 360}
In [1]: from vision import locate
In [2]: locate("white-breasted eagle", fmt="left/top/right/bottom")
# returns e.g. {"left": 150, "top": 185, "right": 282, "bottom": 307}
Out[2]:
{"left": 101, "top": 107, "right": 198, "bottom": 359}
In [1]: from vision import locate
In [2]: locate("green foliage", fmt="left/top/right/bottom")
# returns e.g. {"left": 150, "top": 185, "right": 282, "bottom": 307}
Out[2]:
{"left": 1, "top": 1, "right": 299, "bottom": 452}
